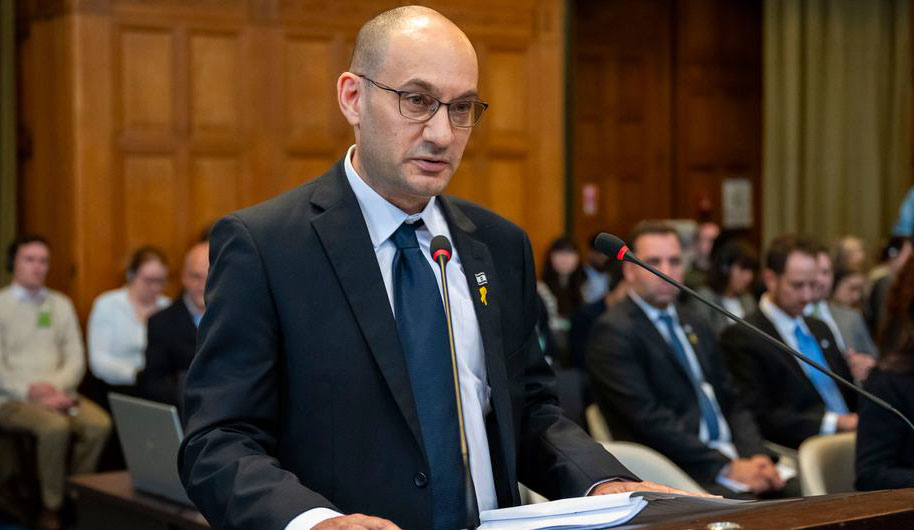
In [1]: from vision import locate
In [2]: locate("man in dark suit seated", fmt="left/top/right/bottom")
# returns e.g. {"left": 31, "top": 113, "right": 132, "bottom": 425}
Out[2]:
{"left": 721, "top": 235, "right": 857, "bottom": 450}
{"left": 588, "top": 221, "right": 788, "bottom": 498}
{"left": 177, "top": 7, "right": 701, "bottom": 530}
{"left": 137, "top": 241, "right": 208, "bottom": 406}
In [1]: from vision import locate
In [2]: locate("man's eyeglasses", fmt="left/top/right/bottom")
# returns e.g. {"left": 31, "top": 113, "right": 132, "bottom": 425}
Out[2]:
{"left": 356, "top": 74, "right": 488, "bottom": 128}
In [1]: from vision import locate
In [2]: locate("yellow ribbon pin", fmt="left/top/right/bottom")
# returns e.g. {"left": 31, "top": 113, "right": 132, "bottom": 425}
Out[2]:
{"left": 479, "top": 286, "right": 488, "bottom": 306}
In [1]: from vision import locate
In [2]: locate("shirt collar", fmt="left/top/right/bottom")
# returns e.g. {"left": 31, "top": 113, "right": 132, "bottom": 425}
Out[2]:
{"left": 11, "top": 282, "right": 47, "bottom": 304}
{"left": 183, "top": 292, "right": 204, "bottom": 321}
{"left": 344, "top": 145, "right": 439, "bottom": 249}
{"left": 760, "top": 292, "right": 810, "bottom": 336}
{"left": 803, "top": 300, "right": 832, "bottom": 319}
{"left": 629, "top": 291, "right": 677, "bottom": 323}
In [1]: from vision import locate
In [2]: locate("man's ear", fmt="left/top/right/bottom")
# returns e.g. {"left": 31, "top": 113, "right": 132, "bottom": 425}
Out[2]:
{"left": 337, "top": 72, "right": 363, "bottom": 126}
{"left": 622, "top": 261, "right": 636, "bottom": 283}
{"left": 762, "top": 268, "right": 777, "bottom": 295}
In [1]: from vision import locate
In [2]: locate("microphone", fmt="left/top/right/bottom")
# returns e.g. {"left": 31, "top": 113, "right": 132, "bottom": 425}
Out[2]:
{"left": 430, "top": 235, "right": 480, "bottom": 529}
{"left": 594, "top": 232, "right": 914, "bottom": 436}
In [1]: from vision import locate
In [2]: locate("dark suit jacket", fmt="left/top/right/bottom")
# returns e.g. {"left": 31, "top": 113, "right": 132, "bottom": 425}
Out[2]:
{"left": 137, "top": 297, "right": 197, "bottom": 406}
{"left": 177, "top": 160, "right": 637, "bottom": 530}
{"left": 720, "top": 311, "right": 857, "bottom": 449}
{"left": 855, "top": 368, "right": 914, "bottom": 490}
{"left": 588, "top": 297, "right": 767, "bottom": 484}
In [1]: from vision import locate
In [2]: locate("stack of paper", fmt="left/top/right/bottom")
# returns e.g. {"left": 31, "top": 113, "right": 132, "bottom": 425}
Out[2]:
{"left": 478, "top": 492, "right": 648, "bottom": 529}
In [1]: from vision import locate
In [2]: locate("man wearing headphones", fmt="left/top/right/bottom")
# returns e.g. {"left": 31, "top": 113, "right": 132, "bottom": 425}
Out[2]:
{"left": 0, "top": 235, "right": 111, "bottom": 530}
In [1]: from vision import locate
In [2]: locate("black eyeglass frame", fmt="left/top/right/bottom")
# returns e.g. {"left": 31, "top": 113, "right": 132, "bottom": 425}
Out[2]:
{"left": 355, "top": 74, "right": 489, "bottom": 128}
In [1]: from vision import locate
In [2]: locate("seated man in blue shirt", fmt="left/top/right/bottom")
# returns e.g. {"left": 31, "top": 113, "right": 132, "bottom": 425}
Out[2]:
{"left": 721, "top": 235, "right": 857, "bottom": 450}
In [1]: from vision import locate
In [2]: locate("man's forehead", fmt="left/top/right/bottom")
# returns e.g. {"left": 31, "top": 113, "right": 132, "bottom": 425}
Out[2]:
{"left": 20, "top": 242, "right": 49, "bottom": 255}
{"left": 378, "top": 31, "right": 477, "bottom": 92}
{"left": 784, "top": 253, "right": 816, "bottom": 276}
{"left": 636, "top": 234, "right": 682, "bottom": 254}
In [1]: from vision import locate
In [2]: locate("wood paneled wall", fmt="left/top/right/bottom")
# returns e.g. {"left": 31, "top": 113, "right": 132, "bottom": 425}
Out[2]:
{"left": 570, "top": 0, "right": 762, "bottom": 248}
{"left": 17, "top": 0, "right": 565, "bottom": 319}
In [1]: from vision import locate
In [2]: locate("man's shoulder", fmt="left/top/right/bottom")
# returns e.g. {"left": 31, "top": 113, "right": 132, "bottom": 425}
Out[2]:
{"left": 596, "top": 297, "right": 640, "bottom": 332}
{"left": 443, "top": 195, "right": 526, "bottom": 242}
{"left": 721, "top": 309, "right": 770, "bottom": 343}
{"left": 46, "top": 289, "right": 77, "bottom": 312}
{"left": 149, "top": 298, "right": 190, "bottom": 326}
{"left": 227, "top": 160, "right": 342, "bottom": 231}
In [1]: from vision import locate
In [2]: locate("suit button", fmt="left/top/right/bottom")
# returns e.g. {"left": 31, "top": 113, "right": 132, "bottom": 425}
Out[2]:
{"left": 414, "top": 472, "right": 428, "bottom": 488}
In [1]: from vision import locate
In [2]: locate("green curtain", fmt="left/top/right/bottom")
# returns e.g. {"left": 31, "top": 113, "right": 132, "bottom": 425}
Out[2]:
{"left": 0, "top": 0, "right": 17, "bottom": 286}
{"left": 763, "top": 0, "right": 912, "bottom": 254}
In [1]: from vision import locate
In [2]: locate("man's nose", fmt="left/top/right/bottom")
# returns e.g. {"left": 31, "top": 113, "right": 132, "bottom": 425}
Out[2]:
{"left": 422, "top": 105, "right": 455, "bottom": 146}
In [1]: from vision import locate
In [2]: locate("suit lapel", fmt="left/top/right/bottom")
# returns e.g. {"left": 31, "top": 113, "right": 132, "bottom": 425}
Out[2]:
{"left": 753, "top": 312, "right": 816, "bottom": 382}
{"left": 677, "top": 310, "right": 714, "bottom": 378}
{"left": 310, "top": 162, "right": 425, "bottom": 450}
{"left": 625, "top": 299, "right": 695, "bottom": 385}
{"left": 438, "top": 196, "right": 518, "bottom": 506}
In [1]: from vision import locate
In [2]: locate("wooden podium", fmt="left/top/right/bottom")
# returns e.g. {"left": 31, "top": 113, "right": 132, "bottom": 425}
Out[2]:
{"left": 625, "top": 488, "right": 914, "bottom": 529}
{"left": 69, "top": 473, "right": 913, "bottom": 530}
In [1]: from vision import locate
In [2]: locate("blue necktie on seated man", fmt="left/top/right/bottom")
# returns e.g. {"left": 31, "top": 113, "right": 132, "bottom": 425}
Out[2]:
{"left": 657, "top": 313, "right": 721, "bottom": 441}
{"left": 794, "top": 325, "right": 849, "bottom": 414}
{"left": 391, "top": 221, "right": 466, "bottom": 530}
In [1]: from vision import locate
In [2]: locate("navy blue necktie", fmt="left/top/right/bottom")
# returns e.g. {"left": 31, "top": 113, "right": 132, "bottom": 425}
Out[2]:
{"left": 391, "top": 221, "right": 465, "bottom": 529}
{"left": 658, "top": 314, "right": 721, "bottom": 441}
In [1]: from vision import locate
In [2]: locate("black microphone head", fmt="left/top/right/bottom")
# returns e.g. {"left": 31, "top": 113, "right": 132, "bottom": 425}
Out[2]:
{"left": 594, "top": 233, "right": 631, "bottom": 262}
{"left": 430, "top": 235, "right": 453, "bottom": 263}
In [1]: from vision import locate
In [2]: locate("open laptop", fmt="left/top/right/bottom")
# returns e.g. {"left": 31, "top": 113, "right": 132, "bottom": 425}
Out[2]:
{"left": 108, "top": 392, "right": 194, "bottom": 506}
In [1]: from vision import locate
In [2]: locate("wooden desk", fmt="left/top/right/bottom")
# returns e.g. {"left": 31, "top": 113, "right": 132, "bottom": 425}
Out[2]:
{"left": 626, "top": 488, "right": 914, "bottom": 529}
{"left": 68, "top": 473, "right": 912, "bottom": 530}
{"left": 69, "top": 472, "right": 208, "bottom": 530}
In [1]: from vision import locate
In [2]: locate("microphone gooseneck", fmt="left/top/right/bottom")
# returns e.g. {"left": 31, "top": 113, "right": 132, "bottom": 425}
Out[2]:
{"left": 430, "top": 235, "right": 480, "bottom": 529}
{"left": 594, "top": 232, "right": 914, "bottom": 436}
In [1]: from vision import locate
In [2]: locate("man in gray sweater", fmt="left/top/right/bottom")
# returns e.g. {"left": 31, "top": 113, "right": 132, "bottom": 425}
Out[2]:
{"left": 0, "top": 235, "right": 110, "bottom": 530}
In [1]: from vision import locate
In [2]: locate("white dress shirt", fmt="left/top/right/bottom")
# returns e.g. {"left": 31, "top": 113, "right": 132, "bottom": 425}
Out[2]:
{"left": 759, "top": 294, "right": 839, "bottom": 435}
{"left": 87, "top": 287, "right": 170, "bottom": 385}
{"left": 288, "top": 146, "right": 497, "bottom": 529}
{"left": 804, "top": 300, "right": 847, "bottom": 352}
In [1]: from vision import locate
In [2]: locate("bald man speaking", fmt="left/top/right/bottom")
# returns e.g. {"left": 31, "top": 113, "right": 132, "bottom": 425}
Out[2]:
{"left": 178, "top": 7, "right": 688, "bottom": 530}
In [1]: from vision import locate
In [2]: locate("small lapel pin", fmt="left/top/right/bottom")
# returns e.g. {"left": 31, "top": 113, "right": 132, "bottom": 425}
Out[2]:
{"left": 820, "top": 339, "right": 830, "bottom": 350}
{"left": 475, "top": 272, "right": 488, "bottom": 286}
{"left": 479, "top": 286, "right": 488, "bottom": 306}
{"left": 688, "top": 333, "right": 699, "bottom": 346}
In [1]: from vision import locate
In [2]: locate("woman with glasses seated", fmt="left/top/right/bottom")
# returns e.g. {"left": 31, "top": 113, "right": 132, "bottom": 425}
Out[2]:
{"left": 88, "top": 246, "right": 171, "bottom": 394}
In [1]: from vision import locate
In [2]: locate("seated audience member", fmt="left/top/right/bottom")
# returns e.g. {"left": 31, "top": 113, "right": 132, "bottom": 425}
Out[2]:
{"left": 693, "top": 238, "right": 759, "bottom": 337}
{"left": 856, "top": 256, "right": 914, "bottom": 490}
{"left": 721, "top": 235, "right": 857, "bottom": 450}
{"left": 137, "top": 241, "right": 209, "bottom": 406}
{"left": 891, "top": 185, "right": 914, "bottom": 238}
{"left": 537, "top": 236, "right": 586, "bottom": 363}
{"left": 87, "top": 246, "right": 170, "bottom": 392}
{"left": 832, "top": 262, "right": 867, "bottom": 310}
{"left": 0, "top": 236, "right": 111, "bottom": 529}
{"left": 685, "top": 221, "right": 720, "bottom": 289}
{"left": 867, "top": 237, "right": 912, "bottom": 334}
{"left": 806, "top": 244, "right": 876, "bottom": 382}
{"left": 832, "top": 236, "right": 868, "bottom": 273}
{"left": 588, "top": 222, "right": 788, "bottom": 497}
{"left": 569, "top": 260, "right": 627, "bottom": 372}
{"left": 582, "top": 232, "right": 612, "bottom": 304}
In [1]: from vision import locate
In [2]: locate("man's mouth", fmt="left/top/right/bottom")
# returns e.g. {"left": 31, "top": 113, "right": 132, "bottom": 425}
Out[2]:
{"left": 412, "top": 158, "right": 449, "bottom": 173}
